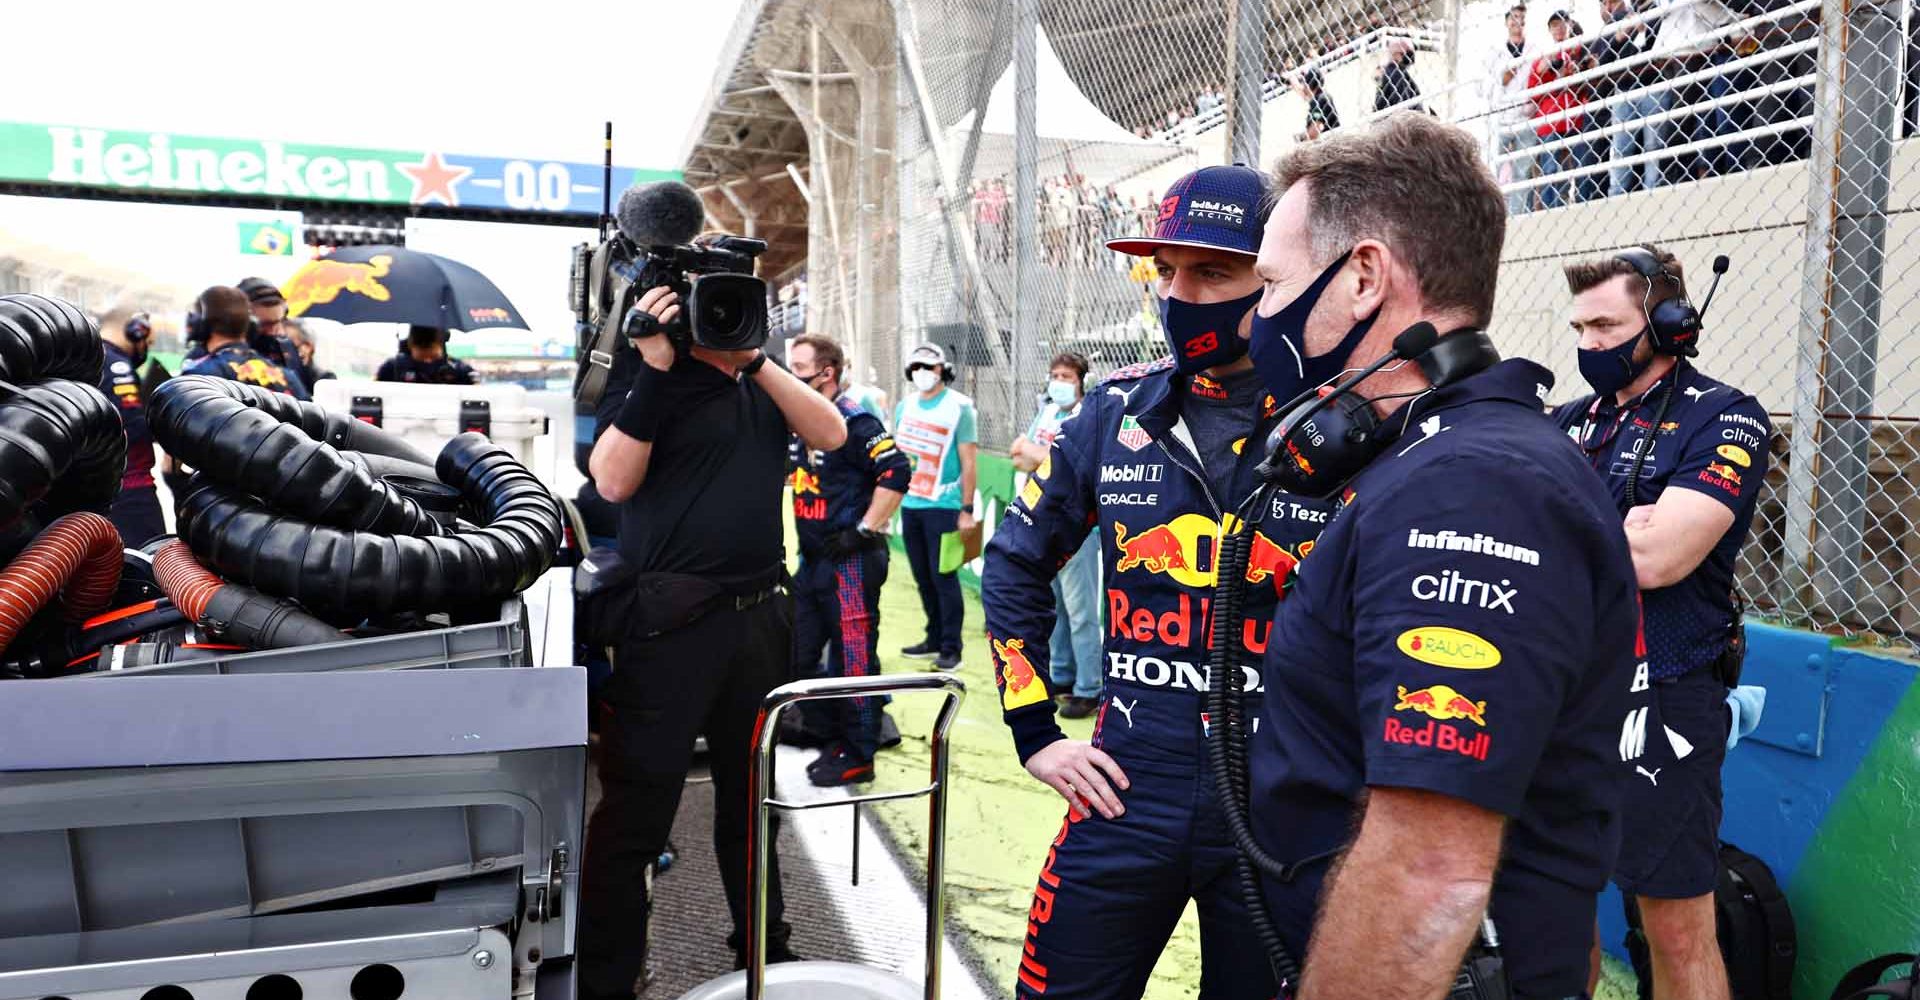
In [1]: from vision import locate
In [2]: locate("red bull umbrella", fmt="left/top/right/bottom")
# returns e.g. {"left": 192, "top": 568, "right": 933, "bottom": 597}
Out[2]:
{"left": 281, "top": 244, "right": 529, "bottom": 332}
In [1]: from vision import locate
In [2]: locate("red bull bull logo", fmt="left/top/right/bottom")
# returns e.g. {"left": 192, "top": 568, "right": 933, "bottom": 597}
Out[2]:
{"left": 1113, "top": 521, "right": 1188, "bottom": 574}
{"left": 993, "top": 636, "right": 1048, "bottom": 710}
{"left": 1704, "top": 461, "right": 1742, "bottom": 485}
{"left": 1242, "top": 531, "right": 1310, "bottom": 596}
{"left": 1393, "top": 683, "right": 1488, "bottom": 726}
{"left": 232, "top": 358, "right": 290, "bottom": 391}
{"left": 283, "top": 254, "right": 394, "bottom": 317}
{"left": 790, "top": 467, "right": 822, "bottom": 495}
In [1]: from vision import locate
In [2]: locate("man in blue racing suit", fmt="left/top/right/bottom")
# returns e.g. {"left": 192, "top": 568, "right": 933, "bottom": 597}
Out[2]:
{"left": 981, "top": 164, "right": 1333, "bottom": 1000}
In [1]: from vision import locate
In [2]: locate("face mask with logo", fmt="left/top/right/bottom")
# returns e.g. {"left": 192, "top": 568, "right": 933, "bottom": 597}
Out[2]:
{"left": 1156, "top": 288, "right": 1260, "bottom": 375}
{"left": 911, "top": 368, "right": 940, "bottom": 393}
{"left": 1247, "top": 250, "right": 1378, "bottom": 405}
{"left": 1577, "top": 328, "right": 1652, "bottom": 397}
{"left": 1046, "top": 379, "right": 1078, "bottom": 407}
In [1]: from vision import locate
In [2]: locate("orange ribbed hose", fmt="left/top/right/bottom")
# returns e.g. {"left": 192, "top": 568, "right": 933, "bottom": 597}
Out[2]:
{"left": 0, "top": 512, "right": 122, "bottom": 654}
{"left": 152, "top": 540, "right": 224, "bottom": 621}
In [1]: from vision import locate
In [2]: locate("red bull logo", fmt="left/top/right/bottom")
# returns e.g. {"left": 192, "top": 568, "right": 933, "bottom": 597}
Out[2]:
{"left": 467, "top": 306, "right": 511, "bottom": 324}
{"left": 1242, "top": 532, "right": 1310, "bottom": 596}
{"left": 790, "top": 467, "right": 822, "bottom": 495}
{"left": 993, "top": 636, "right": 1048, "bottom": 710}
{"left": 232, "top": 358, "right": 290, "bottom": 391}
{"left": 1113, "top": 521, "right": 1187, "bottom": 574}
{"left": 1382, "top": 717, "right": 1491, "bottom": 761}
{"left": 283, "top": 254, "right": 394, "bottom": 317}
{"left": 1393, "top": 683, "right": 1488, "bottom": 726}
{"left": 1704, "top": 461, "right": 1741, "bottom": 485}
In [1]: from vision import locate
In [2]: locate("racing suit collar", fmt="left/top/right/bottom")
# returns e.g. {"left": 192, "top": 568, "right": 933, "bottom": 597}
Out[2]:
{"left": 1371, "top": 358, "right": 1558, "bottom": 451}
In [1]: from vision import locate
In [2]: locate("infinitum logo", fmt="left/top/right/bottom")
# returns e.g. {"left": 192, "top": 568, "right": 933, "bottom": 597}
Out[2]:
{"left": 1405, "top": 529, "right": 1541, "bottom": 566}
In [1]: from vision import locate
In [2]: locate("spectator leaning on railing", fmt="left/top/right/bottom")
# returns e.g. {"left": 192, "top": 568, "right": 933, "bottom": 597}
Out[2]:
{"left": 1374, "top": 38, "right": 1424, "bottom": 113}
{"left": 1485, "top": 3, "right": 1541, "bottom": 215}
{"left": 1593, "top": 0, "right": 1669, "bottom": 196}
{"left": 1530, "top": 11, "right": 1599, "bottom": 208}
{"left": 1657, "top": 0, "right": 1746, "bottom": 180}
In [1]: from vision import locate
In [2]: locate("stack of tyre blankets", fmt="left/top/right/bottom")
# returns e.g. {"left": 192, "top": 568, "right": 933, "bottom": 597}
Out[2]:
{"left": 0, "top": 293, "right": 562, "bottom": 678}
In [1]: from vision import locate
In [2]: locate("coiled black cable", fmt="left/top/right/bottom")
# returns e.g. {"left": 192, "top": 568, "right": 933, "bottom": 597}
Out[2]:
{"left": 152, "top": 374, "right": 434, "bottom": 466}
{"left": 175, "top": 433, "right": 561, "bottom": 623}
{"left": 149, "top": 376, "right": 442, "bottom": 536}
{"left": 1206, "top": 485, "right": 1302, "bottom": 987}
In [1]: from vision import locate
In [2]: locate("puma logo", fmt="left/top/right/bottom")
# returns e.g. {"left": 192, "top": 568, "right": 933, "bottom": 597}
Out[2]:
{"left": 1683, "top": 385, "right": 1720, "bottom": 403}
{"left": 1111, "top": 696, "right": 1137, "bottom": 728}
{"left": 1106, "top": 384, "right": 1136, "bottom": 404}
{"left": 1636, "top": 765, "right": 1662, "bottom": 785}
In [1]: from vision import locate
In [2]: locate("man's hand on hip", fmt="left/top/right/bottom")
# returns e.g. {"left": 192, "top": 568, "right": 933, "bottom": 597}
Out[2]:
{"left": 1026, "top": 739, "right": 1130, "bottom": 820}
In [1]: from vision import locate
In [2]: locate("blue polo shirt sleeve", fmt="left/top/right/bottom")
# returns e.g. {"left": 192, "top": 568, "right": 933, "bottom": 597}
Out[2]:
{"left": 981, "top": 394, "right": 1103, "bottom": 763}
{"left": 1349, "top": 454, "right": 1600, "bottom": 817}
{"left": 1661, "top": 395, "right": 1770, "bottom": 515}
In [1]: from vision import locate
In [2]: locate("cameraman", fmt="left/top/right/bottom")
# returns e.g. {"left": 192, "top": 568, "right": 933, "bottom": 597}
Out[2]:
{"left": 577, "top": 283, "right": 845, "bottom": 999}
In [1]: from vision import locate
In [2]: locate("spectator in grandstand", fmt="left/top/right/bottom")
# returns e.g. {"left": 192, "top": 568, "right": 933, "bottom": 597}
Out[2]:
{"left": 1485, "top": 3, "right": 1542, "bottom": 214}
{"left": 1196, "top": 84, "right": 1223, "bottom": 117}
{"left": 1552, "top": 245, "right": 1771, "bottom": 1000}
{"left": 1658, "top": 0, "right": 1746, "bottom": 179}
{"left": 1297, "top": 67, "right": 1341, "bottom": 140}
{"left": 1007, "top": 351, "right": 1102, "bottom": 719}
{"left": 1594, "top": 0, "right": 1669, "bottom": 196}
{"left": 1531, "top": 11, "right": 1599, "bottom": 208}
{"left": 989, "top": 178, "right": 1011, "bottom": 262}
{"left": 1373, "top": 38, "right": 1424, "bottom": 114}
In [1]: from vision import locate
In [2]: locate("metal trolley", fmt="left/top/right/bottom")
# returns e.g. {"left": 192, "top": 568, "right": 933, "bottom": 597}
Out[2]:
{"left": 677, "top": 672, "right": 966, "bottom": 1000}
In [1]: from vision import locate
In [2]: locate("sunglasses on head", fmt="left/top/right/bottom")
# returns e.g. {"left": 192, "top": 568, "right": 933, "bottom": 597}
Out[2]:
{"left": 125, "top": 314, "right": 152, "bottom": 341}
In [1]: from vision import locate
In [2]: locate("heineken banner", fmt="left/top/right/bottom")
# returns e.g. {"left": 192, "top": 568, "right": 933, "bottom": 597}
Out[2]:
{"left": 0, "top": 121, "right": 679, "bottom": 218}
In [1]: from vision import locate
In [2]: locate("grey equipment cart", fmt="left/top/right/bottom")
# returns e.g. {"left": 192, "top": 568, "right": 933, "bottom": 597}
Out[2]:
{"left": 676, "top": 672, "right": 965, "bottom": 1000}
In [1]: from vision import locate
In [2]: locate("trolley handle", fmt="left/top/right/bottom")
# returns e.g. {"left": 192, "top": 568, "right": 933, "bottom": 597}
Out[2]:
{"left": 744, "top": 673, "right": 966, "bottom": 1000}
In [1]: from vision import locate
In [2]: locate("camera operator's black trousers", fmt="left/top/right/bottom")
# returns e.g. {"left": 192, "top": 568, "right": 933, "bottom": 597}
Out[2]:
{"left": 577, "top": 596, "right": 793, "bottom": 999}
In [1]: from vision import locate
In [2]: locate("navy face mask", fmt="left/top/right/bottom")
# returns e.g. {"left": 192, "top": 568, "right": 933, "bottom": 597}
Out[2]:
{"left": 1157, "top": 288, "right": 1261, "bottom": 375}
{"left": 1248, "top": 250, "right": 1378, "bottom": 405}
{"left": 1577, "top": 328, "right": 1653, "bottom": 397}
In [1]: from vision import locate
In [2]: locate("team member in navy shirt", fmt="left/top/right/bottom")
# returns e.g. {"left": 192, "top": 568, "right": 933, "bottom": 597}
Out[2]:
{"left": 96, "top": 311, "right": 165, "bottom": 546}
{"left": 785, "top": 334, "right": 911, "bottom": 786}
{"left": 1244, "top": 113, "right": 1649, "bottom": 1000}
{"left": 1552, "top": 246, "right": 1770, "bottom": 1000}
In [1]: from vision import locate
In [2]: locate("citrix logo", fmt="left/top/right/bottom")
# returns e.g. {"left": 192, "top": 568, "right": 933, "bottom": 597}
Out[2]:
{"left": 1410, "top": 569, "right": 1517, "bottom": 614}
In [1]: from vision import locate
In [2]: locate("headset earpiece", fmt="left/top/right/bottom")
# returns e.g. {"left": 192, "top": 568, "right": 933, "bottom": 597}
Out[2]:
{"left": 1613, "top": 247, "right": 1700, "bottom": 357}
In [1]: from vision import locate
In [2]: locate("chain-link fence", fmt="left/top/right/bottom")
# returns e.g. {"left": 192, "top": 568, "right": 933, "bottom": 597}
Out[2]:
{"left": 881, "top": 0, "right": 1920, "bottom": 648}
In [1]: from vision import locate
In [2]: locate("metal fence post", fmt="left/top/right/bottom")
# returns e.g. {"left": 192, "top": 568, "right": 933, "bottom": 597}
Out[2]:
{"left": 1013, "top": 0, "right": 1040, "bottom": 410}
{"left": 1784, "top": 0, "right": 1901, "bottom": 618}
{"left": 1225, "top": 0, "right": 1266, "bottom": 168}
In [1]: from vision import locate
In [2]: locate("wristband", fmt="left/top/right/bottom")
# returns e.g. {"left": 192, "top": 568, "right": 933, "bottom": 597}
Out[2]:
{"left": 613, "top": 363, "right": 670, "bottom": 441}
{"left": 738, "top": 351, "right": 768, "bottom": 377}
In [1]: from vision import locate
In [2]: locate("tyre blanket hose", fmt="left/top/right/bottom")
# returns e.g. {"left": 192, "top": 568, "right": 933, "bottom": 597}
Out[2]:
{"left": 0, "top": 379, "right": 129, "bottom": 531}
{"left": 152, "top": 540, "right": 340, "bottom": 650}
{"left": 0, "top": 512, "right": 123, "bottom": 654}
{"left": 0, "top": 293, "right": 106, "bottom": 386}
{"left": 150, "top": 374, "right": 432, "bottom": 465}
{"left": 176, "top": 433, "right": 562, "bottom": 623}
{"left": 148, "top": 375, "right": 442, "bottom": 536}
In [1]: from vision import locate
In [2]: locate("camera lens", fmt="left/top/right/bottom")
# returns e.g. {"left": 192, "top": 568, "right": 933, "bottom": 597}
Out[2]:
{"left": 686, "top": 274, "right": 769, "bottom": 352}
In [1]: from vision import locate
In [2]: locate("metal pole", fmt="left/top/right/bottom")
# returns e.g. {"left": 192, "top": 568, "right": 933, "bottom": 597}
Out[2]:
{"left": 1014, "top": 0, "right": 1040, "bottom": 412}
{"left": 923, "top": 681, "right": 962, "bottom": 1000}
{"left": 1783, "top": 0, "right": 1899, "bottom": 619}
{"left": 893, "top": 0, "right": 1012, "bottom": 371}
{"left": 1442, "top": 0, "right": 1463, "bottom": 121}
{"left": 746, "top": 702, "right": 776, "bottom": 1000}
{"left": 1225, "top": 0, "right": 1266, "bottom": 167}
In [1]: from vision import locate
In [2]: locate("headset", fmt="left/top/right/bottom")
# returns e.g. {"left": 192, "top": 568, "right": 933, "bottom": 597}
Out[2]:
{"left": 904, "top": 349, "right": 957, "bottom": 384}
{"left": 1257, "top": 323, "right": 1502, "bottom": 497}
{"left": 186, "top": 291, "right": 210, "bottom": 343}
{"left": 1613, "top": 246, "right": 1716, "bottom": 357}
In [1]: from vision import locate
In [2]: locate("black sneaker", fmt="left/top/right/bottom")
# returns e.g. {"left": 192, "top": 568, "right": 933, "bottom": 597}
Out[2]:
{"left": 1059, "top": 695, "right": 1099, "bottom": 719}
{"left": 933, "top": 650, "right": 962, "bottom": 671}
{"left": 878, "top": 711, "right": 902, "bottom": 750}
{"left": 900, "top": 641, "right": 939, "bottom": 659}
{"left": 733, "top": 943, "right": 804, "bottom": 971}
{"left": 807, "top": 743, "right": 875, "bottom": 786}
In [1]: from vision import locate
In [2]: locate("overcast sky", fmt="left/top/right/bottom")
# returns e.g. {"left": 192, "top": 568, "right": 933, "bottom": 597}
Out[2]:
{"left": 0, "top": 0, "right": 745, "bottom": 349}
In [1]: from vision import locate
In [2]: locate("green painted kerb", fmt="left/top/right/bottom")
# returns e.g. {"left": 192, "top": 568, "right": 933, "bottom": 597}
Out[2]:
{"left": 1784, "top": 679, "right": 1920, "bottom": 997}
